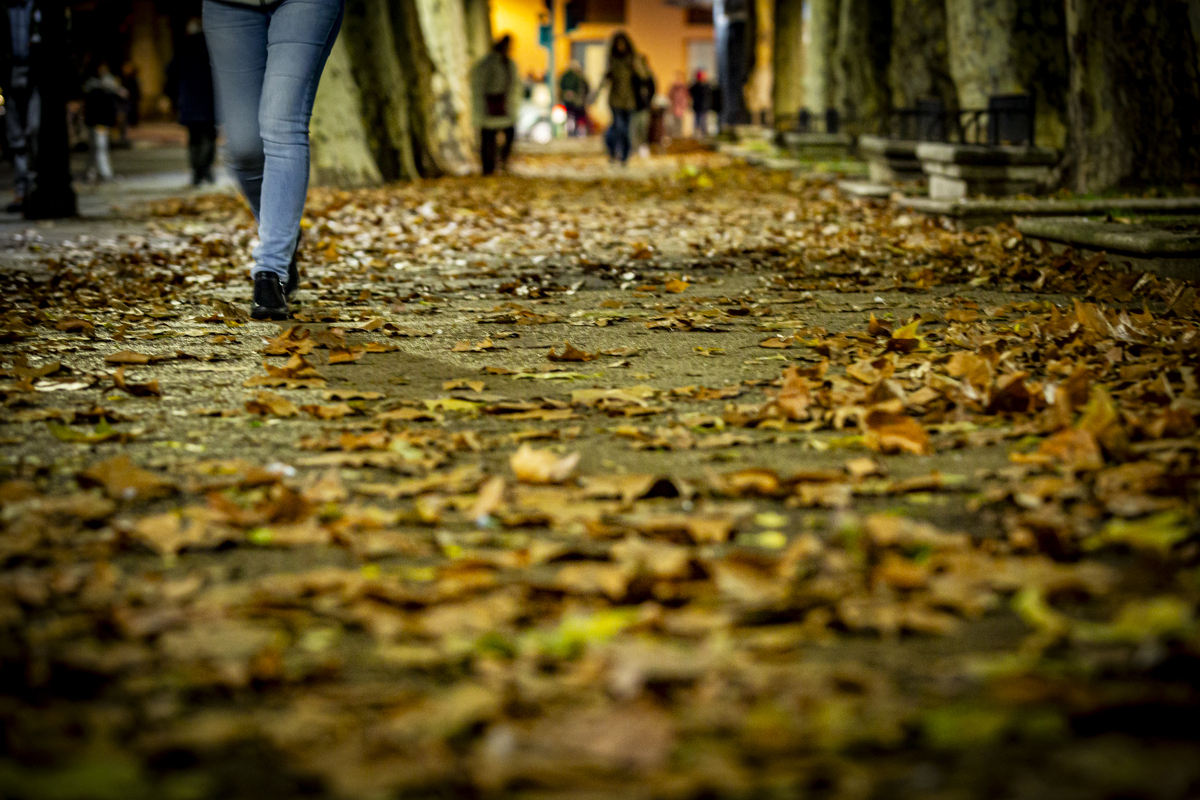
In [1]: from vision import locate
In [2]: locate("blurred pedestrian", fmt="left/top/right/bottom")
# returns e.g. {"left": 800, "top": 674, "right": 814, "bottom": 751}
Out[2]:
{"left": 1, "top": 0, "right": 43, "bottom": 213}
{"left": 471, "top": 34, "right": 520, "bottom": 176}
{"left": 689, "top": 70, "right": 713, "bottom": 137}
{"left": 166, "top": 17, "right": 216, "bottom": 186}
{"left": 82, "top": 62, "right": 125, "bottom": 183}
{"left": 630, "top": 53, "right": 655, "bottom": 158}
{"left": 203, "top": 0, "right": 344, "bottom": 320}
{"left": 595, "top": 31, "right": 637, "bottom": 164}
{"left": 117, "top": 62, "right": 141, "bottom": 142}
{"left": 667, "top": 70, "right": 688, "bottom": 139}
{"left": 558, "top": 60, "right": 588, "bottom": 136}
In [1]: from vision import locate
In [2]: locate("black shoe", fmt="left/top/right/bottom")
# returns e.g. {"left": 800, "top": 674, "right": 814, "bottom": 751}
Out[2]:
{"left": 251, "top": 273, "right": 290, "bottom": 320}
{"left": 284, "top": 239, "right": 300, "bottom": 297}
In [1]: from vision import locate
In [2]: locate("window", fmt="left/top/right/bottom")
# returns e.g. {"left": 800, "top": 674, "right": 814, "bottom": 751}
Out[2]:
{"left": 685, "top": 7, "right": 713, "bottom": 26}
{"left": 585, "top": 0, "right": 626, "bottom": 24}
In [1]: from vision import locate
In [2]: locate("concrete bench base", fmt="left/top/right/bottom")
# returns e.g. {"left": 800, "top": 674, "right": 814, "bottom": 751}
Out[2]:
{"left": 859, "top": 135, "right": 925, "bottom": 183}
{"left": 916, "top": 142, "right": 1058, "bottom": 200}
{"left": 1016, "top": 216, "right": 1200, "bottom": 280}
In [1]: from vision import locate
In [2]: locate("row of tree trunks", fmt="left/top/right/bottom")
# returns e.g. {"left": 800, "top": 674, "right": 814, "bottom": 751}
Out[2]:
{"left": 746, "top": 0, "right": 776, "bottom": 124}
{"left": 309, "top": 0, "right": 481, "bottom": 188}
{"left": 1064, "top": 0, "right": 1200, "bottom": 192}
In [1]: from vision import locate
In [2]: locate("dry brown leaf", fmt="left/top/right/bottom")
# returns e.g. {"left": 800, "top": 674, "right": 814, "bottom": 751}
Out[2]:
{"left": 79, "top": 455, "right": 175, "bottom": 502}
{"left": 510, "top": 444, "right": 580, "bottom": 484}
{"left": 246, "top": 391, "right": 299, "bottom": 417}
{"left": 863, "top": 410, "right": 930, "bottom": 455}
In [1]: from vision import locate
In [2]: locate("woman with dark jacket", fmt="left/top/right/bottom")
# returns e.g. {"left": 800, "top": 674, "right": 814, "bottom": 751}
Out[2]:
{"left": 202, "top": 0, "right": 343, "bottom": 320}
{"left": 596, "top": 32, "right": 638, "bottom": 165}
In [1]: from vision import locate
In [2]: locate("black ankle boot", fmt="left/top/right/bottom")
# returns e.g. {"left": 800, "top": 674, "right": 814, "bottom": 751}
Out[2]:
{"left": 251, "top": 273, "right": 290, "bottom": 320}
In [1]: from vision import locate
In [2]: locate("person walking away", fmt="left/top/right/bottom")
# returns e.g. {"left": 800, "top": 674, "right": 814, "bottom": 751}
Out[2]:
{"left": 82, "top": 63, "right": 125, "bottom": 183}
{"left": 116, "top": 62, "right": 141, "bottom": 144}
{"left": 667, "top": 70, "right": 688, "bottom": 140}
{"left": 1, "top": 0, "right": 42, "bottom": 213}
{"left": 558, "top": 60, "right": 588, "bottom": 136}
{"left": 630, "top": 53, "right": 655, "bottom": 158}
{"left": 595, "top": 32, "right": 637, "bottom": 164}
{"left": 689, "top": 70, "right": 712, "bottom": 137}
{"left": 167, "top": 17, "right": 217, "bottom": 186}
{"left": 203, "top": 0, "right": 343, "bottom": 321}
{"left": 471, "top": 35, "right": 520, "bottom": 176}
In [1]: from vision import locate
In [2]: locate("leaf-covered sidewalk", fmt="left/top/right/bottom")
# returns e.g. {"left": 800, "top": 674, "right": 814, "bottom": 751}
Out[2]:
{"left": 1, "top": 152, "right": 1199, "bottom": 799}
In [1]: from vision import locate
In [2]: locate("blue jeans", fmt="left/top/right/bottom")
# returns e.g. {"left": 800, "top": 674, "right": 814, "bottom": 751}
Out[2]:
{"left": 605, "top": 109, "right": 632, "bottom": 163}
{"left": 202, "top": 0, "right": 344, "bottom": 281}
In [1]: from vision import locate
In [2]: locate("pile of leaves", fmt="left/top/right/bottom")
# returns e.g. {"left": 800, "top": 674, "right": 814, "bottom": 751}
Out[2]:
{"left": 0, "top": 155, "right": 1198, "bottom": 799}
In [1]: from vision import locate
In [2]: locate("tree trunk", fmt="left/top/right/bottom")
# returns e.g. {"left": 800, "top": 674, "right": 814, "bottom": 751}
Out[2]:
{"left": 944, "top": 0, "right": 1021, "bottom": 111}
{"left": 410, "top": 0, "right": 477, "bottom": 174}
{"left": 803, "top": 0, "right": 839, "bottom": 114}
{"left": 462, "top": 0, "right": 493, "bottom": 71}
{"left": 833, "top": 0, "right": 892, "bottom": 134}
{"left": 25, "top": 0, "right": 76, "bottom": 219}
{"left": 1011, "top": 0, "right": 1068, "bottom": 149}
{"left": 341, "top": 0, "right": 421, "bottom": 181}
{"left": 1065, "top": 0, "right": 1200, "bottom": 192}
{"left": 888, "top": 0, "right": 956, "bottom": 113}
{"left": 310, "top": 35, "right": 384, "bottom": 188}
{"left": 746, "top": 0, "right": 775, "bottom": 125}
{"left": 772, "top": 0, "right": 804, "bottom": 123}
{"left": 309, "top": 0, "right": 481, "bottom": 185}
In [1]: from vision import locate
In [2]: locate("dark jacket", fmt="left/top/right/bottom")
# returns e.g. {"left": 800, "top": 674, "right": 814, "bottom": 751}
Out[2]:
{"left": 689, "top": 80, "right": 712, "bottom": 114}
{"left": 166, "top": 33, "right": 215, "bottom": 126}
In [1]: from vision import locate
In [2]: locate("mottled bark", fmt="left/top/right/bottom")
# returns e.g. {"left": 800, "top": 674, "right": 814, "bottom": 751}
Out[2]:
{"left": 310, "top": 35, "right": 384, "bottom": 188}
{"left": 833, "top": 0, "right": 892, "bottom": 134}
{"left": 945, "top": 0, "right": 1068, "bottom": 148}
{"left": 341, "top": 0, "right": 421, "bottom": 181}
{"left": 412, "top": 0, "right": 477, "bottom": 175}
{"left": 1011, "top": 1, "right": 1068, "bottom": 149}
{"left": 888, "top": 0, "right": 956, "bottom": 112}
{"left": 772, "top": 0, "right": 804, "bottom": 121}
{"left": 1065, "top": 0, "right": 1200, "bottom": 192}
{"left": 803, "top": 0, "right": 839, "bottom": 113}
{"left": 944, "top": 0, "right": 1021, "bottom": 110}
{"left": 462, "top": 0, "right": 493, "bottom": 67}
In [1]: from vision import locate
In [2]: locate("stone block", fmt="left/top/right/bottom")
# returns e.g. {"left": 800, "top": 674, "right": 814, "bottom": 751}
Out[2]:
{"left": 917, "top": 141, "right": 1058, "bottom": 199}
{"left": 860, "top": 135, "right": 925, "bottom": 184}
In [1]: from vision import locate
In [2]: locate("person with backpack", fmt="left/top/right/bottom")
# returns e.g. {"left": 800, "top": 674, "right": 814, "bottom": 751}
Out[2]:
{"left": 82, "top": 62, "right": 125, "bottom": 183}
{"left": 202, "top": 0, "right": 344, "bottom": 320}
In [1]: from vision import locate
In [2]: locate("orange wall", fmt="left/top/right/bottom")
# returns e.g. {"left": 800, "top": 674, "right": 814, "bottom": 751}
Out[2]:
{"left": 491, "top": 0, "right": 713, "bottom": 93}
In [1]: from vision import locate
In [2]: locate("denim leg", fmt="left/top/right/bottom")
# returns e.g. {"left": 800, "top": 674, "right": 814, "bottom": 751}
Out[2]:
{"left": 253, "top": 0, "right": 344, "bottom": 280}
{"left": 612, "top": 110, "right": 632, "bottom": 163}
{"left": 203, "top": 0, "right": 268, "bottom": 218}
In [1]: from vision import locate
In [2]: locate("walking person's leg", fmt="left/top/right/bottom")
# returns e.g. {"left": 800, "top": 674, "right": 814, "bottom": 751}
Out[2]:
{"left": 5, "top": 87, "right": 30, "bottom": 207}
{"left": 499, "top": 126, "right": 514, "bottom": 171}
{"left": 198, "top": 124, "right": 218, "bottom": 183}
{"left": 616, "top": 110, "right": 632, "bottom": 163}
{"left": 187, "top": 123, "right": 204, "bottom": 185}
{"left": 91, "top": 126, "right": 113, "bottom": 181}
{"left": 205, "top": 0, "right": 343, "bottom": 319}
{"left": 204, "top": 1, "right": 268, "bottom": 213}
{"left": 481, "top": 127, "right": 497, "bottom": 175}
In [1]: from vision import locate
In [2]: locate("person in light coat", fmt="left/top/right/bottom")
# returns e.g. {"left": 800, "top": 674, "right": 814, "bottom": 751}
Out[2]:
{"left": 471, "top": 35, "right": 522, "bottom": 176}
